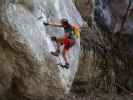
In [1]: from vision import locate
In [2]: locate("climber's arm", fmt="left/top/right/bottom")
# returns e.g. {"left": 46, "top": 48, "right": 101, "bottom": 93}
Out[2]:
{"left": 43, "top": 22, "right": 63, "bottom": 27}
{"left": 64, "top": 32, "right": 69, "bottom": 39}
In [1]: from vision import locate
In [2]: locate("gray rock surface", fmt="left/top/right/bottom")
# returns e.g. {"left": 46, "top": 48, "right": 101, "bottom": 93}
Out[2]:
{"left": 92, "top": 0, "right": 133, "bottom": 93}
{"left": 75, "top": 0, "right": 133, "bottom": 95}
{"left": 0, "top": 0, "right": 83, "bottom": 99}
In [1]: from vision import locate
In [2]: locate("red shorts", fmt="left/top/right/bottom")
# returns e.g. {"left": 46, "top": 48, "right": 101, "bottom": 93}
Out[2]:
{"left": 64, "top": 39, "right": 75, "bottom": 50}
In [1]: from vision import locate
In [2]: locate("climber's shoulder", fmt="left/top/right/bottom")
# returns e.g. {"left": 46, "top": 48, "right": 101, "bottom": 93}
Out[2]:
{"left": 71, "top": 24, "right": 79, "bottom": 29}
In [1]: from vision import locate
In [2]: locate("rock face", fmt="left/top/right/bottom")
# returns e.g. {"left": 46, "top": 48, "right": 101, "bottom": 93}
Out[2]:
{"left": 75, "top": 0, "right": 133, "bottom": 94}
{"left": 93, "top": 0, "right": 133, "bottom": 93}
{"left": 0, "top": 0, "right": 83, "bottom": 99}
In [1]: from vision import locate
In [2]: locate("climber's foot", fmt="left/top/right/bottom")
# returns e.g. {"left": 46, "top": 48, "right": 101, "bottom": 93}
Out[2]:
{"left": 64, "top": 63, "right": 69, "bottom": 69}
{"left": 58, "top": 63, "right": 69, "bottom": 69}
{"left": 51, "top": 49, "right": 60, "bottom": 57}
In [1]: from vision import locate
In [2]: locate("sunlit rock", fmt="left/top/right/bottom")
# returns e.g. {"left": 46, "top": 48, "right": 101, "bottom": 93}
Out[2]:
{"left": 0, "top": 0, "right": 83, "bottom": 99}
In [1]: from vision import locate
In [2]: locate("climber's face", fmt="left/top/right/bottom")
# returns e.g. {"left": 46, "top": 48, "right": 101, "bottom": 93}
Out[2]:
{"left": 62, "top": 22, "right": 69, "bottom": 28}
{"left": 62, "top": 23, "right": 68, "bottom": 28}
{"left": 61, "top": 19, "right": 69, "bottom": 28}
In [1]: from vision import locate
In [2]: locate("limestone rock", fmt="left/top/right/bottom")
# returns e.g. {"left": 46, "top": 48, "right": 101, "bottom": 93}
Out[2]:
{"left": 0, "top": 0, "right": 83, "bottom": 99}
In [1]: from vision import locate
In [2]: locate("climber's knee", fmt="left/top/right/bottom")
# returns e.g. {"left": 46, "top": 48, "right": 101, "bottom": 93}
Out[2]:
{"left": 56, "top": 38, "right": 64, "bottom": 45}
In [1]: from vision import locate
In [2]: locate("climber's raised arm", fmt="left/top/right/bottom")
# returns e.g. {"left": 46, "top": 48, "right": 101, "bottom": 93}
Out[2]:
{"left": 43, "top": 22, "right": 63, "bottom": 27}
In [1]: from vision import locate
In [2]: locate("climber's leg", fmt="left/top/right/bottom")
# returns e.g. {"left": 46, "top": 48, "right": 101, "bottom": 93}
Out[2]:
{"left": 51, "top": 36, "right": 64, "bottom": 56}
{"left": 62, "top": 48, "right": 69, "bottom": 69}
{"left": 62, "top": 39, "right": 75, "bottom": 68}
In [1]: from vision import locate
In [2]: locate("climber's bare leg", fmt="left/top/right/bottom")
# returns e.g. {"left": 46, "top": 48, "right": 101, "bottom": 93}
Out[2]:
{"left": 63, "top": 48, "right": 69, "bottom": 64}
{"left": 51, "top": 37, "right": 64, "bottom": 56}
{"left": 55, "top": 37, "right": 65, "bottom": 51}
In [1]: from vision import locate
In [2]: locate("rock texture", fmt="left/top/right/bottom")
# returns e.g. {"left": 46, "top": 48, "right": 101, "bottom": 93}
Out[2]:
{"left": 92, "top": 0, "right": 133, "bottom": 93}
{"left": 0, "top": 0, "right": 83, "bottom": 99}
{"left": 75, "top": 0, "right": 133, "bottom": 95}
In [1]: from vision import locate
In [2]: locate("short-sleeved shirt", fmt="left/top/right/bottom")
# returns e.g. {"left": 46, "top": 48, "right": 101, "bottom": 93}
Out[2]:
{"left": 64, "top": 25, "right": 76, "bottom": 40}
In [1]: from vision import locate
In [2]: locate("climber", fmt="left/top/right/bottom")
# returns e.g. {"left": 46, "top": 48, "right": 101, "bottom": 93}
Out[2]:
{"left": 43, "top": 18, "right": 80, "bottom": 69}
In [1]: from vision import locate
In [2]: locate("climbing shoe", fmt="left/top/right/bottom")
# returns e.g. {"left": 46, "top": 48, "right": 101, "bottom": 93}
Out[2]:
{"left": 63, "top": 63, "right": 69, "bottom": 69}
{"left": 51, "top": 49, "right": 60, "bottom": 56}
{"left": 57, "top": 63, "right": 69, "bottom": 69}
{"left": 51, "top": 36, "right": 57, "bottom": 41}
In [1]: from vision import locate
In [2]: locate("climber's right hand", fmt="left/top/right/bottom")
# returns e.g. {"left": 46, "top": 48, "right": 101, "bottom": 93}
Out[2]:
{"left": 51, "top": 36, "right": 57, "bottom": 41}
{"left": 43, "top": 22, "right": 49, "bottom": 26}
